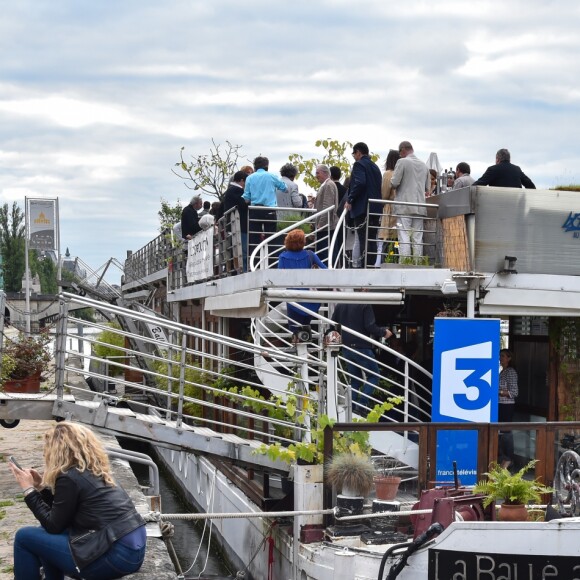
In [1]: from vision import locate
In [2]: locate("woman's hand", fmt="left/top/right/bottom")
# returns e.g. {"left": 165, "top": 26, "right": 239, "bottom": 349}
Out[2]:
{"left": 8, "top": 462, "right": 36, "bottom": 490}
{"left": 30, "top": 468, "right": 44, "bottom": 490}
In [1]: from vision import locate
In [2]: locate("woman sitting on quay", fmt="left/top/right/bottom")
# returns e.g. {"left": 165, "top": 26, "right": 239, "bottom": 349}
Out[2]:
{"left": 9, "top": 421, "right": 146, "bottom": 580}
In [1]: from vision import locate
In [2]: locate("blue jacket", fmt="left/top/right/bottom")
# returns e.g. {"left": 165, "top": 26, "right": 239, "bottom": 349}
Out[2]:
{"left": 347, "top": 155, "right": 382, "bottom": 218}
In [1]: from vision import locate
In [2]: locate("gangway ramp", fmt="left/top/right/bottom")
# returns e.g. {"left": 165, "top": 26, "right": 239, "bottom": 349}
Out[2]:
{"left": 3, "top": 291, "right": 429, "bottom": 475}
{"left": 52, "top": 398, "right": 290, "bottom": 475}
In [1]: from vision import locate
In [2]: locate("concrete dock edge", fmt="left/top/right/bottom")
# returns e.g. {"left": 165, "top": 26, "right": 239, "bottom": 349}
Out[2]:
{"left": 0, "top": 420, "right": 178, "bottom": 580}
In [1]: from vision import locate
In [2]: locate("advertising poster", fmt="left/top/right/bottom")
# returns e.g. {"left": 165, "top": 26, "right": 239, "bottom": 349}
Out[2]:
{"left": 27, "top": 199, "right": 57, "bottom": 251}
{"left": 186, "top": 229, "right": 214, "bottom": 282}
{"left": 431, "top": 318, "right": 500, "bottom": 486}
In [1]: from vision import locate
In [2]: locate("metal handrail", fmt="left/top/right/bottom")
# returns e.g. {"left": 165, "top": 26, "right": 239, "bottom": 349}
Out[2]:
{"left": 106, "top": 447, "right": 160, "bottom": 495}
{"left": 249, "top": 205, "right": 335, "bottom": 272}
{"left": 284, "top": 301, "right": 432, "bottom": 423}
{"left": 57, "top": 293, "right": 319, "bottom": 447}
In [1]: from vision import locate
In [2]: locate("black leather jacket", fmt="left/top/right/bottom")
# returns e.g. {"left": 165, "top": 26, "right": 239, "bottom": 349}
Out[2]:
{"left": 25, "top": 467, "right": 145, "bottom": 570}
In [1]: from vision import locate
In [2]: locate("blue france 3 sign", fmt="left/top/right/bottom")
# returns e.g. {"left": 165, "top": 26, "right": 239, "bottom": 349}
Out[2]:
{"left": 432, "top": 318, "right": 500, "bottom": 485}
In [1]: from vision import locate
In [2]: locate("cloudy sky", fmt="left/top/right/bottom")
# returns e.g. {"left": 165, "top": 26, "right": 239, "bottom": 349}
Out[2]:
{"left": 1, "top": 0, "right": 579, "bottom": 282}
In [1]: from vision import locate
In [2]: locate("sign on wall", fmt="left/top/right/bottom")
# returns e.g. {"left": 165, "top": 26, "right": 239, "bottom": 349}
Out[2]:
{"left": 432, "top": 318, "right": 500, "bottom": 486}
{"left": 186, "top": 229, "right": 214, "bottom": 282}
{"left": 27, "top": 198, "right": 58, "bottom": 251}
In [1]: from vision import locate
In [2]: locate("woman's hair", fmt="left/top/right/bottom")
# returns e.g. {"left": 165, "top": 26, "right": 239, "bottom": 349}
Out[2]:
{"left": 280, "top": 163, "right": 298, "bottom": 179}
{"left": 284, "top": 229, "right": 306, "bottom": 251}
{"left": 43, "top": 422, "right": 115, "bottom": 489}
{"left": 385, "top": 149, "right": 400, "bottom": 171}
{"left": 500, "top": 348, "right": 513, "bottom": 366}
{"left": 199, "top": 214, "right": 215, "bottom": 230}
{"left": 239, "top": 165, "right": 254, "bottom": 175}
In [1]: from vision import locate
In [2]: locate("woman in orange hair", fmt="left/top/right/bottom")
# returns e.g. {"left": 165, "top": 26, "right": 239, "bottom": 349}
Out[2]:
{"left": 278, "top": 229, "right": 326, "bottom": 339}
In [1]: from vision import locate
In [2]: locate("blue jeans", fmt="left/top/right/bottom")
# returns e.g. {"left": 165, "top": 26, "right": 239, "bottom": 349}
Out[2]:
{"left": 343, "top": 348, "right": 379, "bottom": 412}
{"left": 14, "top": 526, "right": 146, "bottom": 580}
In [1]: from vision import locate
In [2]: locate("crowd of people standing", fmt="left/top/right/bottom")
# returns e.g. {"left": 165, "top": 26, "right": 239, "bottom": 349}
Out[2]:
{"left": 179, "top": 144, "right": 536, "bottom": 272}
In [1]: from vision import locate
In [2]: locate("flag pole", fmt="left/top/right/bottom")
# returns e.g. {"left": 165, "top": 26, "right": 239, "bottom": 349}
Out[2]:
{"left": 24, "top": 197, "right": 31, "bottom": 336}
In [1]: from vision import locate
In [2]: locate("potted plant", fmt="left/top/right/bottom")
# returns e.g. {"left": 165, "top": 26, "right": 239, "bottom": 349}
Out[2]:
{"left": 326, "top": 453, "right": 375, "bottom": 498}
{"left": 473, "top": 460, "right": 553, "bottom": 521}
{"left": 2, "top": 331, "right": 52, "bottom": 394}
{"left": 373, "top": 455, "right": 402, "bottom": 501}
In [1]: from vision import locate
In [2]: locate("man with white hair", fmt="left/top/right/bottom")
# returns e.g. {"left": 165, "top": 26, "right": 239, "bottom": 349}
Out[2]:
{"left": 314, "top": 164, "right": 338, "bottom": 262}
{"left": 181, "top": 194, "right": 203, "bottom": 240}
{"left": 390, "top": 141, "right": 430, "bottom": 259}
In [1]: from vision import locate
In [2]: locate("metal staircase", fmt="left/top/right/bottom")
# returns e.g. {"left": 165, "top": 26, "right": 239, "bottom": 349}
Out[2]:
{"left": 247, "top": 208, "right": 433, "bottom": 468}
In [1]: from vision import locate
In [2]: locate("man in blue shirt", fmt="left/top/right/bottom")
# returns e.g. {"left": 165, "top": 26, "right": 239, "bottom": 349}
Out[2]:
{"left": 243, "top": 156, "right": 287, "bottom": 267}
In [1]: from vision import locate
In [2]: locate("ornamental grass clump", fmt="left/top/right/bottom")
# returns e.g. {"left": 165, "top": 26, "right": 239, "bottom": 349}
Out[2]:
{"left": 326, "top": 453, "right": 375, "bottom": 497}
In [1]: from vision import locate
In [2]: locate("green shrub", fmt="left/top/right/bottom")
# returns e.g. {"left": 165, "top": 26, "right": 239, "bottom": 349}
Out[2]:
{"left": 94, "top": 322, "right": 125, "bottom": 376}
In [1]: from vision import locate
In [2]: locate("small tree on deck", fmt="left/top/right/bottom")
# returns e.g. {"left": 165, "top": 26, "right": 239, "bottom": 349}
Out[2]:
{"left": 172, "top": 139, "right": 245, "bottom": 202}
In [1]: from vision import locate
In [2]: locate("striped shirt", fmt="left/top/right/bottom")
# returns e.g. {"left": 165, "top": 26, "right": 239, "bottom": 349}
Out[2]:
{"left": 499, "top": 366, "right": 518, "bottom": 404}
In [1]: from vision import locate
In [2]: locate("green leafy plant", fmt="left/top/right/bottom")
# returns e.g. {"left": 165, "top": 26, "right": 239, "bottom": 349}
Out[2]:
{"left": 473, "top": 460, "right": 553, "bottom": 507}
{"left": 276, "top": 213, "right": 311, "bottom": 234}
{"left": 94, "top": 322, "right": 125, "bottom": 377}
{"left": 383, "top": 241, "right": 399, "bottom": 264}
{"left": 288, "top": 138, "right": 380, "bottom": 191}
{"left": 2, "top": 331, "right": 51, "bottom": 380}
{"left": 152, "top": 353, "right": 209, "bottom": 417}
{"left": 254, "top": 399, "right": 400, "bottom": 465}
{"left": 399, "top": 255, "right": 430, "bottom": 266}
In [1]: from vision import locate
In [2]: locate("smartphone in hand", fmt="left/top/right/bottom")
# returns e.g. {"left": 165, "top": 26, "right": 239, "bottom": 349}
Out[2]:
{"left": 9, "top": 456, "right": 23, "bottom": 470}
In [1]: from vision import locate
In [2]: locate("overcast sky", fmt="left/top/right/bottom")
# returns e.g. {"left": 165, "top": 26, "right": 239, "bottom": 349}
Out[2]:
{"left": 1, "top": 0, "right": 579, "bottom": 283}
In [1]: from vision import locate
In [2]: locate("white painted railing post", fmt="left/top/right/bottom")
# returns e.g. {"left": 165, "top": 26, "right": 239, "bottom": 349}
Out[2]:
{"left": 296, "top": 342, "right": 311, "bottom": 443}
{"left": 54, "top": 298, "right": 69, "bottom": 400}
{"left": 176, "top": 332, "right": 187, "bottom": 428}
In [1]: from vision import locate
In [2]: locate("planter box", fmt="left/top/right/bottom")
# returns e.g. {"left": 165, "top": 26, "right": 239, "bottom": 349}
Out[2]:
{"left": 3, "top": 373, "right": 41, "bottom": 394}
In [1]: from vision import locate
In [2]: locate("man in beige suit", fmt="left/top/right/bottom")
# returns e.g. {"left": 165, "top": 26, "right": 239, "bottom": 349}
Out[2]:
{"left": 390, "top": 141, "right": 430, "bottom": 259}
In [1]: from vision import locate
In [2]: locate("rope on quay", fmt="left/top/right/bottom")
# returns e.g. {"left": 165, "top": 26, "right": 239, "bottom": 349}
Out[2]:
{"left": 146, "top": 508, "right": 337, "bottom": 522}
{"left": 144, "top": 505, "right": 432, "bottom": 523}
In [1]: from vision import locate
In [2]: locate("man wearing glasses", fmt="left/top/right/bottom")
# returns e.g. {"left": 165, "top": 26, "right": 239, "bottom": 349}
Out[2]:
{"left": 391, "top": 141, "right": 430, "bottom": 261}
{"left": 344, "top": 142, "right": 382, "bottom": 268}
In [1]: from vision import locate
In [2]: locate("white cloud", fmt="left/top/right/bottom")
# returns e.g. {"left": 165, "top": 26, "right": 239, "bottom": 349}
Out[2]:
{"left": 0, "top": 0, "right": 579, "bottom": 278}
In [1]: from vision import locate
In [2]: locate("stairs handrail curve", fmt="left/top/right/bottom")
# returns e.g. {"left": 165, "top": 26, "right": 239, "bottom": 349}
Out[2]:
{"left": 287, "top": 300, "right": 433, "bottom": 381}
{"left": 249, "top": 205, "right": 336, "bottom": 272}
{"left": 328, "top": 207, "right": 347, "bottom": 270}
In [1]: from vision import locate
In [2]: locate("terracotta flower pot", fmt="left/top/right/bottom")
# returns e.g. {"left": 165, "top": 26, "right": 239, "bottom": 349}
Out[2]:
{"left": 3, "top": 372, "right": 42, "bottom": 394}
{"left": 499, "top": 503, "right": 529, "bottom": 521}
{"left": 374, "top": 475, "right": 402, "bottom": 500}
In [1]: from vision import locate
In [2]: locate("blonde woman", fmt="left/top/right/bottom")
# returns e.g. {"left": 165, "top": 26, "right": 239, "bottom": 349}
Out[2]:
{"left": 375, "top": 150, "right": 400, "bottom": 266}
{"left": 9, "top": 422, "right": 146, "bottom": 580}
